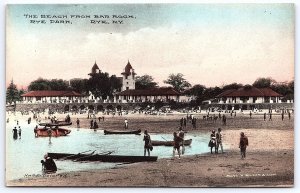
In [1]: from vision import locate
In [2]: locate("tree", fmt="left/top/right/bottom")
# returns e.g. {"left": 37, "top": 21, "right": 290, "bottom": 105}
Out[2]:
{"left": 185, "top": 84, "right": 206, "bottom": 106}
{"left": 28, "top": 78, "right": 69, "bottom": 91}
{"left": 28, "top": 78, "right": 51, "bottom": 91}
{"left": 163, "top": 73, "right": 191, "bottom": 92}
{"left": 185, "top": 84, "right": 206, "bottom": 96}
{"left": 87, "top": 72, "right": 122, "bottom": 99}
{"left": 6, "top": 80, "right": 20, "bottom": 104}
{"left": 222, "top": 83, "right": 243, "bottom": 90}
{"left": 202, "top": 86, "right": 223, "bottom": 101}
{"left": 70, "top": 78, "right": 88, "bottom": 93}
{"left": 135, "top": 75, "right": 158, "bottom": 90}
{"left": 110, "top": 75, "right": 122, "bottom": 94}
{"left": 48, "top": 79, "right": 69, "bottom": 90}
{"left": 271, "top": 80, "right": 294, "bottom": 101}
{"left": 253, "top": 77, "right": 275, "bottom": 88}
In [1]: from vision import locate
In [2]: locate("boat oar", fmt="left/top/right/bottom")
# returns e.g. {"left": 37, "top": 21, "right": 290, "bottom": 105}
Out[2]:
{"left": 161, "top": 136, "right": 168, "bottom": 141}
{"left": 58, "top": 150, "right": 93, "bottom": 160}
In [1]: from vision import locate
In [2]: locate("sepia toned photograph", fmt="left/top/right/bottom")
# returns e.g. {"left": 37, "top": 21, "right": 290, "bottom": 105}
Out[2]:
{"left": 5, "top": 4, "right": 294, "bottom": 187}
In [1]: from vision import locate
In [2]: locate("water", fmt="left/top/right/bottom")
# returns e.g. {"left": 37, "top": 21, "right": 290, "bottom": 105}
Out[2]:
{"left": 6, "top": 119, "right": 213, "bottom": 181}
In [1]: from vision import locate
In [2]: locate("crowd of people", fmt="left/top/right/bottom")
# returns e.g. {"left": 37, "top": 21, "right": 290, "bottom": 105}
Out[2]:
{"left": 8, "top": 107, "right": 293, "bottom": 175}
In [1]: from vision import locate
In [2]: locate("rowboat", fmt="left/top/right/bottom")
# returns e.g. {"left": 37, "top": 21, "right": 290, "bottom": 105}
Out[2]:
{"left": 39, "top": 122, "right": 72, "bottom": 127}
{"left": 36, "top": 127, "right": 71, "bottom": 137}
{"left": 104, "top": 129, "right": 141, "bottom": 135}
{"left": 151, "top": 139, "right": 192, "bottom": 146}
{"left": 47, "top": 152, "right": 158, "bottom": 162}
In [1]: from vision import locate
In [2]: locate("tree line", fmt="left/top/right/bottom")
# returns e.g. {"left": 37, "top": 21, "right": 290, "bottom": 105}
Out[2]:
{"left": 6, "top": 72, "right": 294, "bottom": 105}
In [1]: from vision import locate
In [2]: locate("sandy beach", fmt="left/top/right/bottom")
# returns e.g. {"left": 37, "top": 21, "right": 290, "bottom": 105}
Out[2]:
{"left": 6, "top": 111, "right": 294, "bottom": 187}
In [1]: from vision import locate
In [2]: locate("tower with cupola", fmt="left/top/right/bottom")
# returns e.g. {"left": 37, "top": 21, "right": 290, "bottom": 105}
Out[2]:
{"left": 121, "top": 60, "right": 136, "bottom": 91}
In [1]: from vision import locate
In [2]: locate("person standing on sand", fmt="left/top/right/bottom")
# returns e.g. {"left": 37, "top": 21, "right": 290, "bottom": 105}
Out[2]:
{"left": 263, "top": 113, "right": 266, "bottom": 121}
{"left": 173, "top": 132, "right": 182, "bottom": 159}
{"left": 143, "top": 130, "right": 152, "bottom": 156}
{"left": 222, "top": 115, "right": 226, "bottom": 125}
{"left": 281, "top": 111, "right": 284, "bottom": 121}
{"left": 179, "top": 128, "right": 185, "bottom": 154}
{"left": 269, "top": 112, "right": 272, "bottom": 121}
{"left": 250, "top": 111, "right": 252, "bottom": 119}
{"left": 76, "top": 118, "right": 80, "bottom": 128}
{"left": 216, "top": 128, "right": 223, "bottom": 153}
{"left": 288, "top": 111, "right": 291, "bottom": 120}
{"left": 183, "top": 118, "right": 187, "bottom": 129}
{"left": 209, "top": 130, "right": 216, "bottom": 154}
{"left": 239, "top": 132, "right": 248, "bottom": 159}
{"left": 124, "top": 119, "right": 128, "bottom": 129}
{"left": 180, "top": 118, "right": 183, "bottom": 128}
{"left": 90, "top": 120, "right": 93, "bottom": 129}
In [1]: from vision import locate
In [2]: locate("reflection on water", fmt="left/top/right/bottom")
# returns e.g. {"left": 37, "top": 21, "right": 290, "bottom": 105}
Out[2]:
{"left": 6, "top": 119, "right": 213, "bottom": 181}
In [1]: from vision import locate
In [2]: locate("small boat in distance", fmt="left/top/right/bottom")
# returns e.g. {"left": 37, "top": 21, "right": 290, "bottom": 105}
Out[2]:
{"left": 47, "top": 152, "right": 158, "bottom": 162}
{"left": 104, "top": 129, "right": 141, "bottom": 135}
{"left": 151, "top": 139, "right": 192, "bottom": 146}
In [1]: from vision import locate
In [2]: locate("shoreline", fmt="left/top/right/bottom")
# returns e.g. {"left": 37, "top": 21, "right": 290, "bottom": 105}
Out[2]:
{"left": 7, "top": 149, "right": 294, "bottom": 187}
{"left": 6, "top": 112, "right": 294, "bottom": 187}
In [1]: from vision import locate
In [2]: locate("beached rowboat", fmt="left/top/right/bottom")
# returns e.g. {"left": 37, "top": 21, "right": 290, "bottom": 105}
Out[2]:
{"left": 36, "top": 127, "right": 71, "bottom": 137}
{"left": 151, "top": 139, "right": 192, "bottom": 146}
{"left": 47, "top": 152, "right": 157, "bottom": 162}
{"left": 104, "top": 129, "right": 141, "bottom": 135}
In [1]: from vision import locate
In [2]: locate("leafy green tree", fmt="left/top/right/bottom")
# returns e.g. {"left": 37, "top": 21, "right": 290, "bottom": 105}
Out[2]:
{"left": 135, "top": 75, "right": 158, "bottom": 90}
{"left": 87, "top": 72, "right": 121, "bottom": 99}
{"left": 28, "top": 78, "right": 69, "bottom": 91}
{"left": 222, "top": 83, "right": 243, "bottom": 90}
{"left": 110, "top": 75, "right": 122, "bottom": 94}
{"left": 271, "top": 81, "right": 294, "bottom": 101}
{"left": 28, "top": 78, "right": 51, "bottom": 90}
{"left": 253, "top": 77, "right": 275, "bottom": 88}
{"left": 48, "top": 79, "right": 69, "bottom": 90}
{"left": 6, "top": 80, "right": 20, "bottom": 104}
{"left": 70, "top": 78, "right": 88, "bottom": 93}
{"left": 163, "top": 73, "right": 191, "bottom": 92}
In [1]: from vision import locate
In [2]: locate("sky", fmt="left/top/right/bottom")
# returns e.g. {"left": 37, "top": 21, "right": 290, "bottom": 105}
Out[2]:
{"left": 6, "top": 4, "right": 294, "bottom": 89}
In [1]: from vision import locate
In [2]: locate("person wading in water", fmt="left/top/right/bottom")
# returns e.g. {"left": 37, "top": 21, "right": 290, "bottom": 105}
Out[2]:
{"left": 173, "top": 132, "right": 182, "bottom": 159}
{"left": 143, "top": 130, "right": 152, "bottom": 156}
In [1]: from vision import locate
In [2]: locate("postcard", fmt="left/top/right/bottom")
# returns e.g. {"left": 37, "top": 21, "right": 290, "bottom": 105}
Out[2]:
{"left": 6, "top": 4, "right": 294, "bottom": 187}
